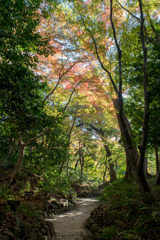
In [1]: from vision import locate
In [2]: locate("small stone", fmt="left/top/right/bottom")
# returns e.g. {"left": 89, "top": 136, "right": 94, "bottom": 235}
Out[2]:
{"left": 45, "top": 220, "right": 56, "bottom": 238}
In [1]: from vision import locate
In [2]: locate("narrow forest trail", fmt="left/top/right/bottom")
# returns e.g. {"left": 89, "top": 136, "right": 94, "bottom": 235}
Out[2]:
{"left": 46, "top": 198, "right": 100, "bottom": 240}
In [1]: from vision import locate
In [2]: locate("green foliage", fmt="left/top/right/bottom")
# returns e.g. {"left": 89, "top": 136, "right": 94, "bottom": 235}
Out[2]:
{"left": 101, "top": 178, "right": 141, "bottom": 205}
{"left": 0, "top": 0, "right": 52, "bottom": 142}
{"left": 100, "top": 226, "right": 117, "bottom": 239}
{"left": 23, "top": 118, "right": 69, "bottom": 174}
{"left": 17, "top": 202, "right": 43, "bottom": 221}
{"left": 0, "top": 184, "right": 15, "bottom": 202}
{"left": 19, "top": 181, "right": 31, "bottom": 196}
{"left": 97, "top": 178, "right": 160, "bottom": 239}
{"left": 39, "top": 170, "right": 75, "bottom": 197}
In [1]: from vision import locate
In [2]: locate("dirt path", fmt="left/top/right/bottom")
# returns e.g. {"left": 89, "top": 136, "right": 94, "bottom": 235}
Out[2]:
{"left": 47, "top": 198, "right": 99, "bottom": 240}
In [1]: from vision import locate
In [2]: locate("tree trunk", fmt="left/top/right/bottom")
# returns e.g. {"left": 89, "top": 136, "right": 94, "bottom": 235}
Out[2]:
{"left": 155, "top": 145, "right": 160, "bottom": 185}
{"left": 80, "top": 155, "right": 84, "bottom": 180}
{"left": 9, "top": 141, "right": 25, "bottom": 185}
{"left": 125, "top": 153, "right": 132, "bottom": 178}
{"left": 59, "top": 160, "right": 65, "bottom": 174}
{"left": 79, "top": 140, "right": 84, "bottom": 181}
{"left": 144, "top": 157, "right": 147, "bottom": 173}
{"left": 113, "top": 98, "right": 150, "bottom": 193}
{"left": 67, "top": 147, "right": 70, "bottom": 177}
{"left": 109, "top": 162, "right": 117, "bottom": 182}
{"left": 155, "top": 144, "right": 159, "bottom": 174}
{"left": 103, "top": 164, "right": 108, "bottom": 184}
{"left": 156, "top": 171, "right": 160, "bottom": 185}
{"left": 113, "top": 98, "right": 139, "bottom": 172}
{"left": 75, "top": 158, "right": 79, "bottom": 169}
{"left": 104, "top": 144, "right": 117, "bottom": 182}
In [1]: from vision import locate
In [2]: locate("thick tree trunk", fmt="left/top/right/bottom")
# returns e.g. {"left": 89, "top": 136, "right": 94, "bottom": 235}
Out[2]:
{"left": 109, "top": 0, "right": 150, "bottom": 194}
{"left": 109, "top": 162, "right": 117, "bottom": 182}
{"left": 155, "top": 145, "right": 160, "bottom": 185}
{"left": 125, "top": 154, "right": 132, "bottom": 178}
{"left": 103, "top": 164, "right": 108, "bottom": 184}
{"left": 156, "top": 171, "right": 160, "bottom": 185}
{"left": 113, "top": 99, "right": 139, "bottom": 171}
{"left": 155, "top": 144, "right": 159, "bottom": 174}
{"left": 104, "top": 144, "right": 117, "bottom": 182}
{"left": 144, "top": 157, "right": 147, "bottom": 173}
{"left": 9, "top": 141, "right": 25, "bottom": 185}
{"left": 113, "top": 98, "right": 150, "bottom": 193}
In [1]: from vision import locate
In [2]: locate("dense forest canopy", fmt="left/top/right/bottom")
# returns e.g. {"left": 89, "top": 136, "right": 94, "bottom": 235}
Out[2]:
{"left": 0, "top": 0, "right": 160, "bottom": 194}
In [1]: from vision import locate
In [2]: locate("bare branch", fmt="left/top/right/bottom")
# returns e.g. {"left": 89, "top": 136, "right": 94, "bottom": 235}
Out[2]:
{"left": 44, "top": 60, "right": 81, "bottom": 102}
{"left": 73, "top": 1, "right": 119, "bottom": 96}
{"left": 25, "top": 79, "right": 84, "bottom": 147}
{"left": 54, "top": 79, "right": 84, "bottom": 122}
{"left": 138, "top": 0, "right": 150, "bottom": 165}
{"left": 25, "top": 127, "right": 50, "bottom": 146}
{"left": 116, "top": 0, "right": 140, "bottom": 22}
{"left": 110, "top": 0, "right": 122, "bottom": 109}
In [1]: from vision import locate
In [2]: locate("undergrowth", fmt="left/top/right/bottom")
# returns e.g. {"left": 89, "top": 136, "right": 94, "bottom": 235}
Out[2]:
{"left": 92, "top": 177, "right": 160, "bottom": 239}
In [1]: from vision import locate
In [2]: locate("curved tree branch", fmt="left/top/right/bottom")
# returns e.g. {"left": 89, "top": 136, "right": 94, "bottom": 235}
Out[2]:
{"left": 116, "top": 0, "right": 140, "bottom": 22}
{"left": 110, "top": 0, "right": 122, "bottom": 111}
{"left": 73, "top": 1, "right": 119, "bottom": 96}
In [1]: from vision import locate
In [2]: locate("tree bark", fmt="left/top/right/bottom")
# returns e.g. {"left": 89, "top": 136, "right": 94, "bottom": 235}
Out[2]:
{"left": 156, "top": 171, "right": 160, "bottom": 185}
{"left": 155, "top": 144, "right": 159, "bottom": 174}
{"left": 9, "top": 140, "right": 25, "bottom": 185}
{"left": 79, "top": 140, "right": 84, "bottom": 181}
{"left": 67, "top": 147, "right": 70, "bottom": 177}
{"left": 80, "top": 155, "right": 84, "bottom": 181}
{"left": 137, "top": 0, "right": 150, "bottom": 194}
{"left": 125, "top": 153, "right": 132, "bottom": 178}
{"left": 113, "top": 98, "right": 150, "bottom": 193}
{"left": 59, "top": 160, "right": 65, "bottom": 174}
{"left": 155, "top": 145, "right": 160, "bottom": 185}
{"left": 109, "top": 162, "right": 117, "bottom": 182}
{"left": 104, "top": 144, "right": 117, "bottom": 182}
{"left": 103, "top": 164, "right": 108, "bottom": 184}
{"left": 75, "top": 158, "right": 79, "bottom": 169}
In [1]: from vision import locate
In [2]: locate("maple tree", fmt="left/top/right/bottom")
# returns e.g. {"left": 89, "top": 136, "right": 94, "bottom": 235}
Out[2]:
{"left": 50, "top": 0, "right": 160, "bottom": 195}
